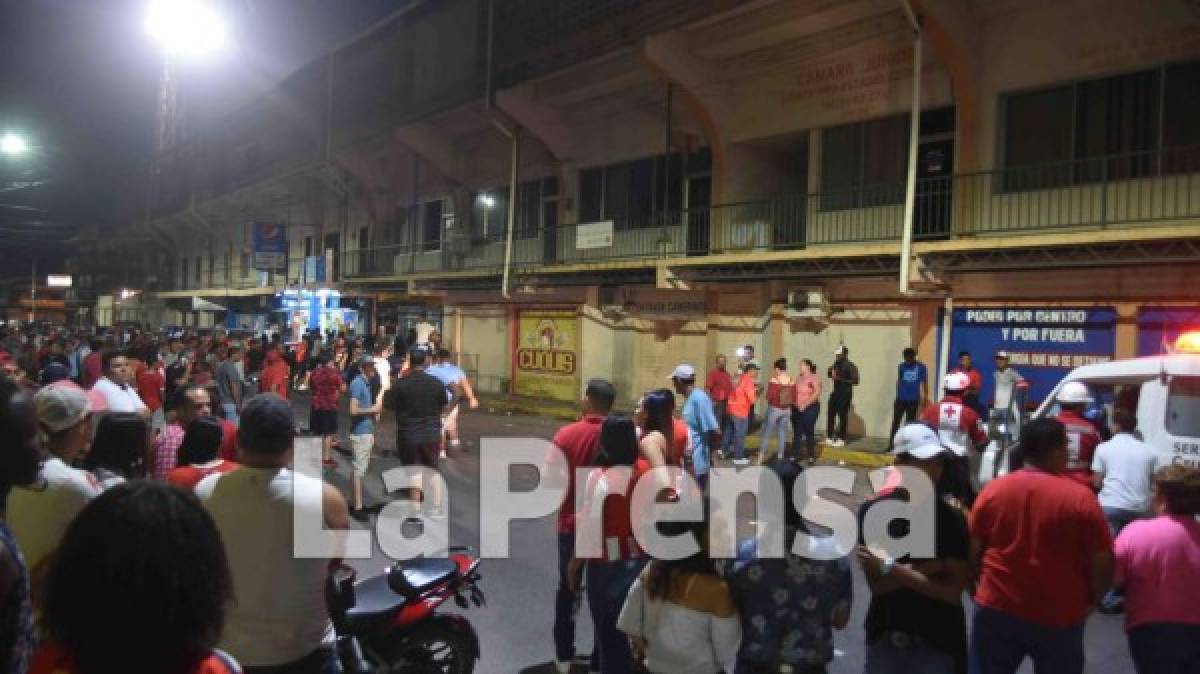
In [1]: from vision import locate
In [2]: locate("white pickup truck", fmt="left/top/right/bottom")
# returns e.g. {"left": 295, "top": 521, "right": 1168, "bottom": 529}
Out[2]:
{"left": 975, "top": 335, "right": 1200, "bottom": 488}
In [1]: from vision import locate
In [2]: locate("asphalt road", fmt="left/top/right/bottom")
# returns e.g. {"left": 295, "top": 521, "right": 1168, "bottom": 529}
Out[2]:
{"left": 297, "top": 397, "right": 1135, "bottom": 674}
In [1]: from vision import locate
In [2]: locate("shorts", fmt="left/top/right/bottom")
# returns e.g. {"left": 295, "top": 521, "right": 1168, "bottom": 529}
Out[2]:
{"left": 349, "top": 433, "right": 374, "bottom": 477}
{"left": 309, "top": 408, "right": 339, "bottom": 436}
{"left": 441, "top": 405, "right": 460, "bottom": 437}
{"left": 398, "top": 436, "right": 441, "bottom": 469}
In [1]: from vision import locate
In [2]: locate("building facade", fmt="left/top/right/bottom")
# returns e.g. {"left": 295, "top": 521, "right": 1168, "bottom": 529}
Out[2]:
{"left": 107, "top": 0, "right": 1200, "bottom": 438}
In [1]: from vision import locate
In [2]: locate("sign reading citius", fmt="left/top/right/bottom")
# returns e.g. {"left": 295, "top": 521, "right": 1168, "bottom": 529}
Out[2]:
{"left": 514, "top": 309, "right": 579, "bottom": 403}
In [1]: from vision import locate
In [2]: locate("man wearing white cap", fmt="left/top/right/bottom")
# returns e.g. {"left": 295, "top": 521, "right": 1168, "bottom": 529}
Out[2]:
{"left": 671, "top": 363, "right": 719, "bottom": 490}
{"left": 992, "top": 351, "right": 1025, "bottom": 419}
{"left": 856, "top": 424, "right": 970, "bottom": 673}
{"left": 922, "top": 372, "right": 989, "bottom": 506}
{"left": 826, "top": 345, "right": 859, "bottom": 447}
{"left": 8, "top": 386, "right": 101, "bottom": 594}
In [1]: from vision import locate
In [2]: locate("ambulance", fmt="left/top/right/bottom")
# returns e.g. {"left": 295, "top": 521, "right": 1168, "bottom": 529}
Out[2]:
{"left": 975, "top": 332, "right": 1200, "bottom": 487}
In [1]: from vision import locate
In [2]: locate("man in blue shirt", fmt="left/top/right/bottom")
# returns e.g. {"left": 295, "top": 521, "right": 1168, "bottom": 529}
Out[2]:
{"left": 348, "top": 355, "right": 380, "bottom": 522}
{"left": 672, "top": 363, "right": 719, "bottom": 491}
{"left": 427, "top": 349, "right": 479, "bottom": 459}
{"left": 888, "top": 347, "right": 929, "bottom": 450}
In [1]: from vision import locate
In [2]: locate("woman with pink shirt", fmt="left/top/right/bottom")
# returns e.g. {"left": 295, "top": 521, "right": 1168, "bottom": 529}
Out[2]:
{"left": 1113, "top": 464, "right": 1200, "bottom": 672}
{"left": 790, "top": 359, "right": 822, "bottom": 465}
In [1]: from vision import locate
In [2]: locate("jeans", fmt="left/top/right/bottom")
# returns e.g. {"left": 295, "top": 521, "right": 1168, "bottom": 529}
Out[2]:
{"left": 1101, "top": 507, "right": 1144, "bottom": 609}
{"left": 222, "top": 402, "right": 240, "bottom": 425}
{"left": 1128, "top": 622, "right": 1200, "bottom": 673}
{"left": 827, "top": 389, "right": 852, "bottom": 441}
{"left": 760, "top": 406, "right": 791, "bottom": 459}
{"left": 586, "top": 558, "right": 645, "bottom": 674}
{"left": 865, "top": 638, "right": 955, "bottom": 674}
{"left": 730, "top": 415, "right": 750, "bottom": 460}
{"left": 554, "top": 532, "right": 581, "bottom": 662}
{"left": 969, "top": 605, "right": 1084, "bottom": 674}
{"left": 243, "top": 647, "right": 339, "bottom": 674}
{"left": 889, "top": 399, "right": 920, "bottom": 446}
{"left": 792, "top": 403, "right": 820, "bottom": 461}
{"left": 717, "top": 401, "right": 733, "bottom": 452}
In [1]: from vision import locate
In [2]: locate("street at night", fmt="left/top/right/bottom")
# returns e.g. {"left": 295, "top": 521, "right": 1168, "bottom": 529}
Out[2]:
{"left": 3, "top": 0, "right": 1200, "bottom": 673}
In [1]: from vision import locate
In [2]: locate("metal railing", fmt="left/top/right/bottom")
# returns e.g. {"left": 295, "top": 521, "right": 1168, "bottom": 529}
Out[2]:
{"left": 153, "top": 148, "right": 1200, "bottom": 291}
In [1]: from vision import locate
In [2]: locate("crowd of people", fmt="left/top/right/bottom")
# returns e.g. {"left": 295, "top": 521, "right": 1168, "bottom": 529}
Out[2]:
{"left": 0, "top": 320, "right": 481, "bottom": 674}
{"left": 1, "top": 318, "right": 1198, "bottom": 674}
{"left": 550, "top": 354, "right": 1200, "bottom": 674}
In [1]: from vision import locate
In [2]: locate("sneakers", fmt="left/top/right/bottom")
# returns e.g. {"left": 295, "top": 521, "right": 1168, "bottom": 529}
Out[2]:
{"left": 732, "top": 458, "right": 750, "bottom": 466}
{"left": 439, "top": 449, "right": 448, "bottom": 461}
{"left": 554, "top": 661, "right": 572, "bottom": 674}
{"left": 349, "top": 507, "right": 370, "bottom": 523}
{"left": 827, "top": 438, "right": 845, "bottom": 448}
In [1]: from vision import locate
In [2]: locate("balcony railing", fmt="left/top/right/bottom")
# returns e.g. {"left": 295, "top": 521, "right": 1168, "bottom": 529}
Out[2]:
{"left": 152, "top": 149, "right": 1200, "bottom": 292}
{"left": 333, "top": 148, "right": 1200, "bottom": 280}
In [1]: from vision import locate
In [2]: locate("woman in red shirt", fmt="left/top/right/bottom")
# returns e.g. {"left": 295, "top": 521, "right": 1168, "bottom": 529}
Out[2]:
{"left": 31, "top": 481, "right": 241, "bottom": 673}
{"left": 790, "top": 358, "right": 823, "bottom": 464}
{"left": 569, "top": 416, "right": 645, "bottom": 674}
{"left": 258, "top": 348, "right": 290, "bottom": 399}
{"left": 167, "top": 416, "right": 240, "bottom": 490}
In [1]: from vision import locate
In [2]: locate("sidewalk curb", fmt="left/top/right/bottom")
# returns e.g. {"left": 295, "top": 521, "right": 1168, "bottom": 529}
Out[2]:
{"left": 478, "top": 396, "right": 896, "bottom": 468}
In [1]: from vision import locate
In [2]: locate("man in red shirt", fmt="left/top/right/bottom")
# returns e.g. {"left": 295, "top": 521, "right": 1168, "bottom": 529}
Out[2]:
{"left": 82, "top": 340, "right": 104, "bottom": 389}
{"left": 952, "top": 351, "right": 985, "bottom": 417}
{"left": 548, "top": 378, "right": 614, "bottom": 673}
{"left": 308, "top": 351, "right": 346, "bottom": 468}
{"left": 724, "top": 361, "right": 759, "bottom": 465}
{"left": 1053, "top": 381, "right": 1102, "bottom": 489}
{"left": 136, "top": 351, "right": 166, "bottom": 432}
{"left": 706, "top": 354, "right": 733, "bottom": 435}
{"left": 969, "top": 417, "right": 1112, "bottom": 674}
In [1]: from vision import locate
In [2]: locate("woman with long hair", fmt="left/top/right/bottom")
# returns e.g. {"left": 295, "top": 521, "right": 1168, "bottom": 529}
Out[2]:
{"left": 31, "top": 481, "right": 240, "bottom": 673}
{"left": 618, "top": 517, "right": 741, "bottom": 673}
{"left": 791, "top": 358, "right": 822, "bottom": 464}
{"left": 168, "top": 416, "right": 240, "bottom": 490}
{"left": 635, "top": 391, "right": 675, "bottom": 475}
{"left": 759, "top": 358, "right": 794, "bottom": 462}
{"left": 84, "top": 412, "right": 149, "bottom": 489}
{"left": 568, "top": 415, "right": 646, "bottom": 674}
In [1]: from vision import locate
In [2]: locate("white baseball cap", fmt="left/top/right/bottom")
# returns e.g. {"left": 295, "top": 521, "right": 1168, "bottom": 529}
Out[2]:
{"left": 34, "top": 385, "right": 91, "bottom": 433}
{"left": 833, "top": 345, "right": 847, "bottom": 355}
{"left": 670, "top": 364, "right": 697, "bottom": 380}
{"left": 995, "top": 350, "right": 1011, "bottom": 359}
{"left": 892, "top": 424, "right": 953, "bottom": 459}
{"left": 943, "top": 372, "right": 970, "bottom": 391}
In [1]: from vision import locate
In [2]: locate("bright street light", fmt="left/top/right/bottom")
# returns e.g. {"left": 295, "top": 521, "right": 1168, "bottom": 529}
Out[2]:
{"left": 144, "top": 0, "right": 226, "bottom": 56}
{"left": 478, "top": 194, "right": 496, "bottom": 208}
{"left": 0, "top": 133, "right": 28, "bottom": 157}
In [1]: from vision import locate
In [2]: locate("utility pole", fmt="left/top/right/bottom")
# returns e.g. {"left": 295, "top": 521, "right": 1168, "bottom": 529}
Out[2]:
{"left": 30, "top": 258, "right": 36, "bottom": 324}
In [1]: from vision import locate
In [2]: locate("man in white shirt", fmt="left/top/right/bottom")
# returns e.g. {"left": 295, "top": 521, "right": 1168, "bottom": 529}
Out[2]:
{"left": 1092, "top": 408, "right": 1158, "bottom": 614}
{"left": 9, "top": 386, "right": 101, "bottom": 596}
{"left": 90, "top": 351, "right": 148, "bottom": 416}
{"left": 196, "top": 394, "right": 349, "bottom": 671}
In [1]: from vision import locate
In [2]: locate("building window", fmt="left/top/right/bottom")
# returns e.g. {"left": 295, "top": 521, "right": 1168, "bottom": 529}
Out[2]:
{"left": 421, "top": 200, "right": 443, "bottom": 252}
{"left": 1002, "top": 60, "right": 1200, "bottom": 189}
{"left": 474, "top": 177, "right": 559, "bottom": 241}
{"left": 820, "top": 114, "right": 908, "bottom": 210}
{"left": 304, "top": 236, "right": 314, "bottom": 258}
{"left": 578, "top": 154, "right": 684, "bottom": 229}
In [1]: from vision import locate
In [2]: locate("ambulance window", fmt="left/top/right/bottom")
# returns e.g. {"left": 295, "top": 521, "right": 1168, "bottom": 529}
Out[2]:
{"left": 1166, "top": 377, "right": 1200, "bottom": 438}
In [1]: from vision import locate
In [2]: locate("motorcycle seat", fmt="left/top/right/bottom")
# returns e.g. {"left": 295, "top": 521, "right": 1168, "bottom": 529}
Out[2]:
{"left": 345, "top": 573, "right": 408, "bottom": 635}
{"left": 388, "top": 557, "right": 459, "bottom": 597}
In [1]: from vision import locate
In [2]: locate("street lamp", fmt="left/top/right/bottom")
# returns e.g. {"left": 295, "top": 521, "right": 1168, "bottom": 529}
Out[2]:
{"left": 144, "top": 0, "right": 226, "bottom": 151}
{"left": 0, "top": 132, "right": 28, "bottom": 157}
{"left": 478, "top": 194, "right": 496, "bottom": 239}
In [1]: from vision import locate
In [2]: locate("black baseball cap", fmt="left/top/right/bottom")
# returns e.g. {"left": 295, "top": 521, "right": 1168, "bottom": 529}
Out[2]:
{"left": 239, "top": 393, "right": 296, "bottom": 455}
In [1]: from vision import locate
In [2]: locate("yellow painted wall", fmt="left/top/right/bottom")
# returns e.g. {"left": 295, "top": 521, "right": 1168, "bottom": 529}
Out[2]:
{"left": 454, "top": 306, "right": 511, "bottom": 394}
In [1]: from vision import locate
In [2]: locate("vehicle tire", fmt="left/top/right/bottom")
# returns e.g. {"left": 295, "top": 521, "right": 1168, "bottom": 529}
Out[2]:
{"left": 376, "top": 615, "right": 476, "bottom": 674}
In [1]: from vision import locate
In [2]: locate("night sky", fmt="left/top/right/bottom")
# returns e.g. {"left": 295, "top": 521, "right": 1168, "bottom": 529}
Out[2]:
{"left": 0, "top": 0, "right": 403, "bottom": 271}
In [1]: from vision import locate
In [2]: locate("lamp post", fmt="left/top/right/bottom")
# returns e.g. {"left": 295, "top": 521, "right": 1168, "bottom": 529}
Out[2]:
{"left": 144, "top": 0, "right": 226, "bottom": 151}
{"left": 479, "top": 194, "right": 496, "bottom": 239}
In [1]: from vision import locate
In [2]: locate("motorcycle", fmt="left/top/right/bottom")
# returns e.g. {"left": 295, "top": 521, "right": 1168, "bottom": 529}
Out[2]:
{"left": 327, "top": 547, "right": 485, "bottom": 673}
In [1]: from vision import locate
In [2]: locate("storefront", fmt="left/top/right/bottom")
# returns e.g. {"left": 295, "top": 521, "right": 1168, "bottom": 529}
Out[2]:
{"left": 276, "top": 288, "right": 362, "bottom": 341}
